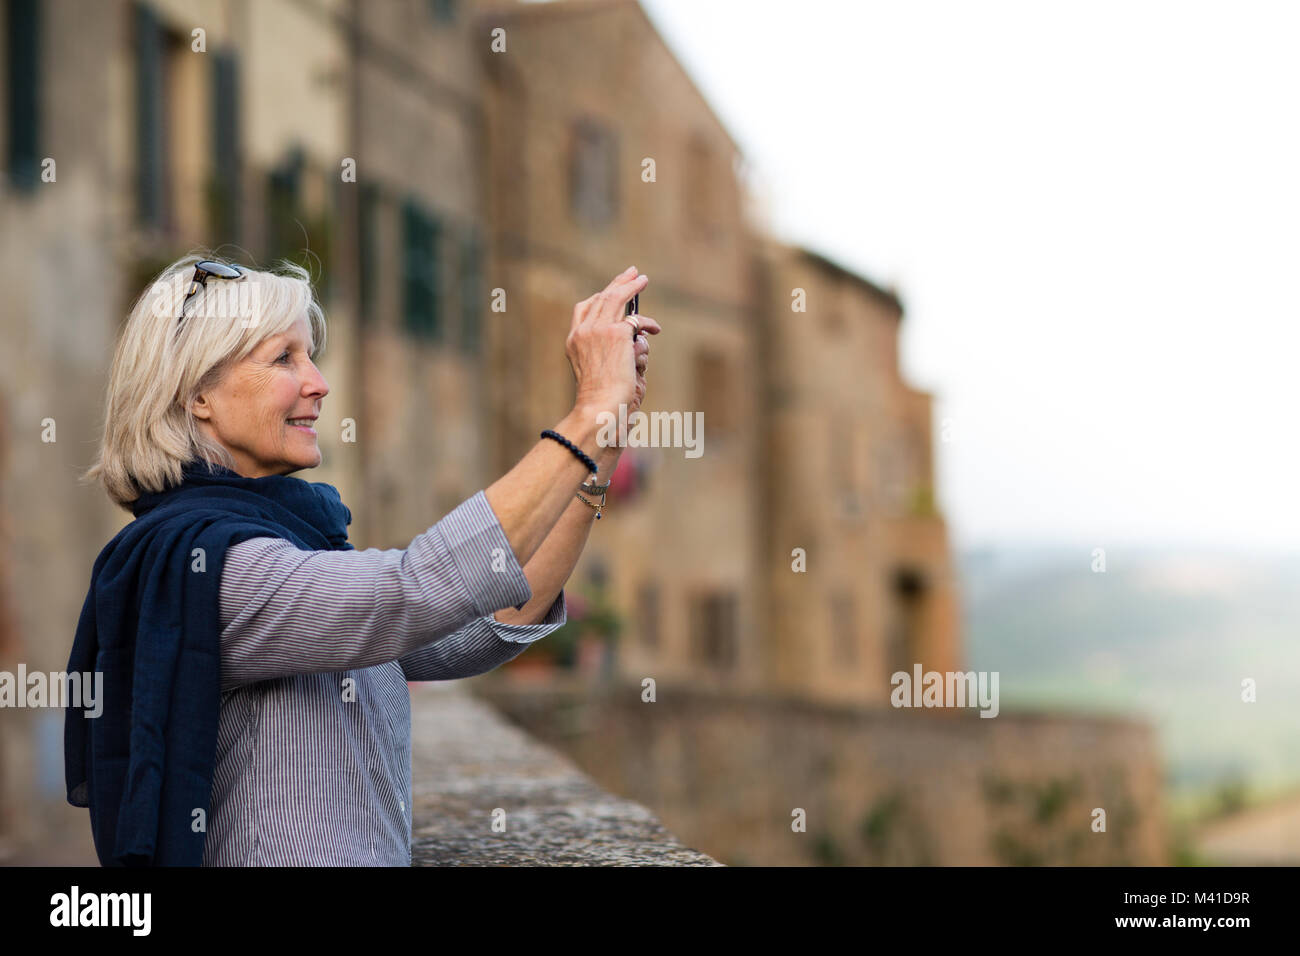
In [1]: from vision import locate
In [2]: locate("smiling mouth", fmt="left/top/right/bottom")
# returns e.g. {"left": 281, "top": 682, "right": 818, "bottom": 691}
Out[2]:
{"left": 287, "top": 418, "right": 317, "bottom": 432}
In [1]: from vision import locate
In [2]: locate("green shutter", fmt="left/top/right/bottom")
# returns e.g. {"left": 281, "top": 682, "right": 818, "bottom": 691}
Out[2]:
{"left": 359, "top": 184, "right": 378, "bottom": 324}
{"left": 135, "top": 3, "right": 164, "bottom": 224}
{"left": 6, "top": 0, "right": 40, "bottom": 191}
{"left": 402, "top": 201, "right": 424, "bottom": 337}
{"left": 427, "top": 213, "right": 443, "bottom": 341}
{"left": 210, "top": 50, "right": 241, "bottom": 241}
{"left": 265, "top": 148, "right": 303, "bottom": 264}
{"left": 459, "top": 228, "right": 481, "bottom": 354}
{"left": 402, "top": 201, "right": 442, "bottom": 341}
{"left": 428, "top": 0, "right": 456, "bottom": 23}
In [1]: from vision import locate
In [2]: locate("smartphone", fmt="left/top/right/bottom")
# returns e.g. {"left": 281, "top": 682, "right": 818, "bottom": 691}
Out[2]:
{"left": 625, "top": 293, "right": 639, "bottom": 338}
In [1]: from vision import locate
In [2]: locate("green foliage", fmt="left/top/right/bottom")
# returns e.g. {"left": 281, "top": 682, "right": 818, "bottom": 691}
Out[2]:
{"left": 575, "top": 579, "right": 625, "bottom": 644}
{"left": 859, "top": 792, "right": 903, "bottom": 853}
{"left": 810, "top": 830, "right": 845, "bottom": 866}
{"left": 991, "top": 828, "right": 1042, "bottom": 866}
{"left": 541, "top": 617, "right": 580, "bottom": 668}
{"left": 1211, "top": 776, "right": 1248, "bottom": 818}
{"left": 983, "top": 772, "right": 1109, "bottom": 865}
{"left": 540, "top": 581, "right": 625, "bottom": 670}
{"left": 1034, "top": 777, "right": 1071, "bottom": 824}
{"left": 856, "top": 789, "right": 935, "bottom": 865}
{"left": 1170, "top": 824, "right": 1213, "bottom": 867}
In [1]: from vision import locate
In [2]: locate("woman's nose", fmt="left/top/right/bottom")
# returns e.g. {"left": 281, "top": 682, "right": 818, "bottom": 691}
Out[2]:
{"left": 305, "top": 361, "right": 329, "bottom": 397}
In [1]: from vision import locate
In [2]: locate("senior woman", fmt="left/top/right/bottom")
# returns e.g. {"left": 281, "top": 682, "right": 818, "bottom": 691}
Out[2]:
{"left": 64, "top": 254, "right": 659, "bottom": 866}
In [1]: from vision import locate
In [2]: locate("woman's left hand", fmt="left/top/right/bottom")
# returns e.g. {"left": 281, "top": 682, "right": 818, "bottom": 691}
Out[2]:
{"left": 629, "top": 315, "right": 658, "bottom": 416}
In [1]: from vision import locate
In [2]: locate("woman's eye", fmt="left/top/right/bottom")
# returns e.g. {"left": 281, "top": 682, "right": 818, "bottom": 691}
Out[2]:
{"left": 277, "top": 351, "right": 290, "bottom": 363}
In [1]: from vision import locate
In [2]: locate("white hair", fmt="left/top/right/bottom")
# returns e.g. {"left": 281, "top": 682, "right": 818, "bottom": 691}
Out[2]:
{"left": 83, "top": 253, "right": 327, "bottom": 510}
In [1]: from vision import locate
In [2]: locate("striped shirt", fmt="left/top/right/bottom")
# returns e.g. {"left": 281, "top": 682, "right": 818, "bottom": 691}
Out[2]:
{"left": 200, "top": 490, "right": 567, "bottom": 866}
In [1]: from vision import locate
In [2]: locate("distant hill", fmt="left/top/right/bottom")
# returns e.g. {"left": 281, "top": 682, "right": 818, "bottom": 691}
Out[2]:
{"left": 958, "top": 546, "right": 1300, "bottom": 803}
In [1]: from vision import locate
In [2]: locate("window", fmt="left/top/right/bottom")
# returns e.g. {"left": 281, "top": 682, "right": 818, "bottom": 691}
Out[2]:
{"left": 692, "top": 349, "right": 735, "bottom": 439}
{"left": 691, "top": 590, "right": 737, "bottom": 671}
{"left": 570, "top": 117, "right": 618, "bottom": 226}
{"left": 459, "top": 227, "right": 481, "bottom": 354}
{"left": 209, "top": 49, "right": 241, "bottom": 242}
{"left": 886, "top": 568, "right": 924, "bottom": 678}
{"left": 637, "top": 581, "right": 660, "bottom": 650}
{"left": 358, "top": 183, "right": 380, "bottom": 325}
{"left": 5, "top": 0, "right": 40, "bottom": 192}
{"left": 265, "top": 147, "right": 304, "bottom": 263}
{"left": 427, "top": 0, "right": 456, "bottom": 23}
{"left": 135, "top": 4, "right": 194, "bottom": 231}
{"left": 402, "top": 199, "right": 443, "bottom": 342}
{"left": 683, "top": 132, "right": 719, "bottom": 240}
{"left": 830, "top": 415, "right": 851, "bottom": 493}
{"left": 830, "top": 591, "right": 857, "bottom": 668}
{"left": 830, "top": 413, "right": 863, "bottom": 516}
{"left": 135, "top": 3, "right": 167, "bottom": 225}
{"left": 876, "top": 441, "right": 906, "bottom": 514}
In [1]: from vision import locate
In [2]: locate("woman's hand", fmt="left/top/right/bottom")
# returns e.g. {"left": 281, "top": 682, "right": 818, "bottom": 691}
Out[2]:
{"left": 566, "top": 267, "right": 661, "bottom": 420}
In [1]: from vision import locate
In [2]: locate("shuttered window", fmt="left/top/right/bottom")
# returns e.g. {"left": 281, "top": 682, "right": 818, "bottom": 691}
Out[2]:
{"left": 359, "top": 183, "right": 380, "bottom": 325}
{"left": 638, "top": 581, "right": 660, "bottom": 650}
{"left": 570, "top": 117, "right": 618, "bottom": 226}
{"left": 427, "top": 0, "right": 456, "bottom": 23}
{"left": 265, "top": 148, "right": 303, "bottom": 264}
{"left": 831, "top": 591, "right": 857, "bottom": 667}
{"left": 210, "top": 49, "right": 241, "bottom": 242}
{"left": 135, "top": 2, "right": 166, "bottom": 225}
{"left": 459, "top": 227, "right": 481, "bottom": 354}
{"left": 402, "top": 200, "right": 442, "bottom": 342}
{"left": 691, "top": 590, "right": 737, "bottom": 671}
{"left": 692, "top": 349, "right": 735, "bottom": 440}
{"left": 5, "top": 0, "right": 41, "bottom": 191}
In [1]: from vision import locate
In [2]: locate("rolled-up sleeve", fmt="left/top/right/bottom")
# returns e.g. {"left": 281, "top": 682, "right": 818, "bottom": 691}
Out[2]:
{"left": 216, "top": 490, "right": 535, "bottom": 693}
{"left": 398, "top": 588, "right": 567, "bottom": 681}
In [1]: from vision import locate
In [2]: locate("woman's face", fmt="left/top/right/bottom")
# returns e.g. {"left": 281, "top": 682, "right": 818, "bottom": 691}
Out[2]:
{"left": 191, "top": 314, "right": 329, "bottom": 478}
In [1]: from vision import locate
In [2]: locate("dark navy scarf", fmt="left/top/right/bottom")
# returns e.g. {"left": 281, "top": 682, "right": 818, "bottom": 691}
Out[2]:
{"left": 64, "top": 459, "right": 354, "bottom": 866}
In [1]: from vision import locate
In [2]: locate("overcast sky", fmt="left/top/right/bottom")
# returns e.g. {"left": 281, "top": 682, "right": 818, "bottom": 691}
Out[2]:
{"left": 628, "top": 0, "right": 1300, "bottom": 553}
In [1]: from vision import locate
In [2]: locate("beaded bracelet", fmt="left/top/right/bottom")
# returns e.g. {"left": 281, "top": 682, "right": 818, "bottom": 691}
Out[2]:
{"left": 540, "top": 429, "right": 597, "bottom": 477}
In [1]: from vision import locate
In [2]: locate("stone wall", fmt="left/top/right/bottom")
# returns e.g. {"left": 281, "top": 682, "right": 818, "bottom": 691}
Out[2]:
{"left": 410, "top": 683, "right": 721, "bottom": 865}
{"left": 477, "top": 679, "right": 1170, "bottom": 866}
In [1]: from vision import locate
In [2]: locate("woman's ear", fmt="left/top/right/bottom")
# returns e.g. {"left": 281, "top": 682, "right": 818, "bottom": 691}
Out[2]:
{"left": 190, "top": 393, "right": 213, "bottom": 422}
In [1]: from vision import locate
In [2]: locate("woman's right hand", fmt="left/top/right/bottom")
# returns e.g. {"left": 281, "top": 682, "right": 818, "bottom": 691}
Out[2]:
{"left": 565, "top": 267, "right": 660, "bottom": 419}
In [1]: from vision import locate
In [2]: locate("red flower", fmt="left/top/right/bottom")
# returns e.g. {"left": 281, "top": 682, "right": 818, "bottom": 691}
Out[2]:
{"left": 564, "top": 592, "right": 588, "bottom": 621}
{"left": 606, "top": 450, "right": 642, "bottom": 502}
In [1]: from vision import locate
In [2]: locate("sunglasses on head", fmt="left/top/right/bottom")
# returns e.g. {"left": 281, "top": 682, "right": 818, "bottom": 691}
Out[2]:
{"left": 178, "top": 260, "right": 247, "bottom": 324}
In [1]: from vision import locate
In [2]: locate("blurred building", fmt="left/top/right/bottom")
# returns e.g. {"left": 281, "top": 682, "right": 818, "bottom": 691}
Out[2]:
{"left": 756, "top": 241, "right": 961, "bottom": 703}
{"left": 1196, "top": 789, "right": 1300, "bottom": 866}
{"left": 1, "top": 0, "right": 1150, "bottom": 866}
{"left": 478, "top": 0, "right": 768, "bottom": 695}
{"left": 476, "top": 0, "right": 960, "bottom": 704}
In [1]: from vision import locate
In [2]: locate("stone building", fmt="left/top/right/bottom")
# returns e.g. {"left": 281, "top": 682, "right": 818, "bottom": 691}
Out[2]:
{"left": 756, "top": 239, "right": 962, "bottom": 706}
{"left": 478, "top": 0, "right": 959, "bottom": 709}
{"left": 478, "top": 0, "right": 765, "bottom": 695}
{"left": 0, "top": 0, "right": 363, "bottom": 857}
{"left": 0, "top": 0, "right": 1163, "bottom": 864}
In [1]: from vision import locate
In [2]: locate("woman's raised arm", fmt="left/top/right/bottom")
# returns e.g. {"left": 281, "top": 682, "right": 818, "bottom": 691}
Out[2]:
{"left": 483, "top": 266, "right": 658, "bottom": 567}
